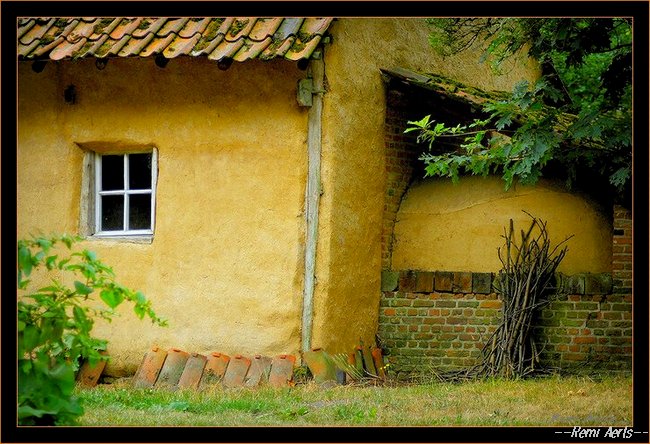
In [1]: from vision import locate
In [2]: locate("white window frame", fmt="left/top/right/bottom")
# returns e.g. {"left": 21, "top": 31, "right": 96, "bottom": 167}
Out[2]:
{"left": 93, "top": 150, "right": 157, "bottom": 238}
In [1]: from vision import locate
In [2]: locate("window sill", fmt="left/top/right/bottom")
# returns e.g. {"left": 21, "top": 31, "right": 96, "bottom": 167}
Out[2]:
{"left": 87, "top": 235, "right": 154, "bottom": 244}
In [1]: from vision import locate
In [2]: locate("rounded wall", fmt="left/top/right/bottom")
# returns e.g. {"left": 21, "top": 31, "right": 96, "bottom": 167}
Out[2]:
{"left": 18, "top": 57, "right": 308, "bottom": 374}
{"left": 391, "top": 176, "right": 612, "bottom": 274}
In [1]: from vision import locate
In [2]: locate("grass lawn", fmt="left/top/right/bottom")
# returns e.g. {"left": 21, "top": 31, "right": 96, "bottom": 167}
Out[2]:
{"left": 76, "top": 374, "right": 633, "bottom": 427}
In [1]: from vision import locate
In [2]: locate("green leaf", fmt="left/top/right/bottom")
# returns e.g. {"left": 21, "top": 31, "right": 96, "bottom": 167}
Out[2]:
{"left": 18, "top": 405, "right": 54, "bottom": 420}
{"left": 36, "top": 237, "right": 53, "bottom": 252}
{"left": 73, "top": 306, "right": 91, "bottom": 331}
{"left": 610, "top": 166, "right": 630, "bottom": 188}
{"left": 83, "top": 250, "right": 97, "bottom": 261}
{"left": 133, "top": 304, "right": 146, "bottom": 319}
{"left": 38, "top": 285, "right": 60, "bottom": 293}
{"left": 74, "top": 281, "right": 93, "bottom": 295}
{"left": 61, "top": 235, "right": 75, "bottom": 249}
{"left": 18, "top": 246, "right": 33, "bottom": 277}
{"left": 135, "top": 291, "right": 147, "bottom": 304}
{"left": 45, "top": 255, "right": 58, "bottom": 270}
{"left": 100, "top": 289, "right": 123, "bottom": 309}
{"left": 49, "top": 363, "right": 76, "bottom": 394}
{"left": 21, "top": 325, "right": 40, "bottom": 352}
{"left": 19, "top": 359, "right": 33, "bottom": 373}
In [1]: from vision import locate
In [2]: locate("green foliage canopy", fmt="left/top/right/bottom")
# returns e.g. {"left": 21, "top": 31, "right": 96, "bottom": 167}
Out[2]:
{"left": 410, "top": 18, "right": 632, "bottom": 202}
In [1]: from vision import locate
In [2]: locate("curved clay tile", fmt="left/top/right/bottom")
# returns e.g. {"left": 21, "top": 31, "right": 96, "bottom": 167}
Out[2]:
{"left": 32, "top": 19, "right": 80, "bottom": 58}
{"left": 163, "top": 18, "right": 210, "bottom": 58}
{"left": 247, "top": 17, "right": 283, "bottom": 41}
{"left": 259, "top": 35, "right": 295, "bottom": 60}
{"left": 206, "top": 37, "right": 246, "bottom": 61}
{"left": 271, "top": 18, "right": 304, "bottom": 40}
{"left": 18, "top": 18, "right": 57, "bottom": 46}
{"left": 300, "top": 17, "right": 334, "bottom": 35}
{"left": 139, "top": 18, "right": 189, "bottom": 57}
{"left": 177, "top": 17, "right": 211, "bottom": 38}
{"left": 232, "top": 36, "right": 273, "bottom": 61}
{"left": 88, "top": 18, "right": 122, "bottom": 40}
{"left": 154, "top": 17, "right": 190, "bottom": 38}
{"left": 223, "top": 17, "right": 255, "bottom": 42}
{"left": 286, "top": 35, "right": 324, "bottom": 61}
{"left": 189, "top": 18, "right": 232, "bottom": 57}
{"left": 131, "top": 18, "right": 167, "bottom": 38}
{"left": 17, "top": 18, "right": 37, "bottom": 40}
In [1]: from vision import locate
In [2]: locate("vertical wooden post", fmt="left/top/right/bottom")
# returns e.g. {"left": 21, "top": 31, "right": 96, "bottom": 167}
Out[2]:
{"left": 301, "top": 55, "right": 324, "bottom": 353}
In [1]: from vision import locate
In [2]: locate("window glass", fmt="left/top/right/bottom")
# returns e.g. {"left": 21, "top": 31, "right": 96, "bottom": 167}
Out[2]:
{"left": 101, "top": 195, "right": 124, "bottom": 231}
{"left": 129, "top": 153, "right": 152, "bottom": 190}
{"left": 129, "top": 194, "right": 152, "bottom": 230}
{"left": 101, "top": 155, "right": 124, "bottom": 191}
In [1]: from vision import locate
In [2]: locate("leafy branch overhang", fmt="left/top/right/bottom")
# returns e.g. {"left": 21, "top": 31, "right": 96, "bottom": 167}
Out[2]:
{"left": 380, "top": 67, "right": 612, "bottom": 154}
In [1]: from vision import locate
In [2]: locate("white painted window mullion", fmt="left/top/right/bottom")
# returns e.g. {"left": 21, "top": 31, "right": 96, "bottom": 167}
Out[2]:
{"left": 95, "top": 154, "right": 102, "bottom": 234}
{"left": 151, "top": 149, "right": 157, "bottom": 232}
{"left": 123, "top": 154, "right": 129, "bottom": 231}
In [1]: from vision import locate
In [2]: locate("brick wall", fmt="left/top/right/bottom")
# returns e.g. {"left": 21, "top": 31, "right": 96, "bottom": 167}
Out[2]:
{"left": 380, "top": 86, "right": 634, "bottom": 378}
{"left": 382, "top": 93, "right": 422, "bottom": 270}
{"left": 378, "top": 270, "right": 632, "bottom": 378}
{"left": 612, "top": 205, "right": 633, "bottom": 294}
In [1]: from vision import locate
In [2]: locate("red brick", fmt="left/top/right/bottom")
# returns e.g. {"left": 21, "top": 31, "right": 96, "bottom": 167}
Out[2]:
{"left": 435, "top": 271, "right": 453, "bottom": 291}
{"left": 415, "top": 271, "right": 434, "bottom": 293}
{"left": 453, "top": 272, "right": 473, "bottom": 293}
{"left": 479, "top": 300, "right": 502, "bottom": 309}
{"left": 563, "top": 353, "right": 587, "bottom": 361}
{"left": 384, "top": 308, "right": 396, "bottom": 316}
{"left": 574, "top": 337, "right": 596, "bottom": 344}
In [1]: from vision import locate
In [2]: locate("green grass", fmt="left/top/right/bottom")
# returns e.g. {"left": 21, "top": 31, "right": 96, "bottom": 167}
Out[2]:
{"left": 76, "top": 374, "right": 633, "bottom": 426}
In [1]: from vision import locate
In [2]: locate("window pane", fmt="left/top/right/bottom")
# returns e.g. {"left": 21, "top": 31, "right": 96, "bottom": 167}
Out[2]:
{"left": 101, "top": 155, "right": 124, "bottom": 191}
{"left": 101, "top": 195, "right": 124, "bottom": 231}
{"left": 129, "top": 194, "right": 151, "bottom": 230}
{"left": 129, "top": 153, "right": 152, "bottom": 190}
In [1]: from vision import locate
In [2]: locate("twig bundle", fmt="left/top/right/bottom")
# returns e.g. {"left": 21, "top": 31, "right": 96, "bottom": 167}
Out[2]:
{"left": 476, "top": 213, "right": 571, "bottom": 378}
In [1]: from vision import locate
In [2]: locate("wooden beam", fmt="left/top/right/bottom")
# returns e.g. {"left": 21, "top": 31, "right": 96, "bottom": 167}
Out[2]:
{"left": 301, "top": 56, "right": 324, "bottom": 353}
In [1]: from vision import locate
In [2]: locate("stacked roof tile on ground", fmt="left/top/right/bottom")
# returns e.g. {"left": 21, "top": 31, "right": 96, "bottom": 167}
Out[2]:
{"left": 17, "top": 17, "right": 334, "bottom": 62}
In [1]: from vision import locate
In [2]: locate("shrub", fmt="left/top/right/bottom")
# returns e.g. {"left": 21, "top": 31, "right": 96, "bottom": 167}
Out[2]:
{"left": 17, "top": 233, "right": 167, "bottom": 425}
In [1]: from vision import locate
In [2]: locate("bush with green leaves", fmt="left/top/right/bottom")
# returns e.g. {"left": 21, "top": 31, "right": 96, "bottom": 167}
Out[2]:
{"left": 414, "top": 18, "right": 631, "bottom": 203}
{"left": 17, "top": 233, "right": 167, "bottom": 425}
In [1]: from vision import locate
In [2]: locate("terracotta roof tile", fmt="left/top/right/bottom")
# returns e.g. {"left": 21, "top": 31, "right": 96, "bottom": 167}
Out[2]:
{"left": 17, "top": 17, "right": 334, "bottom": 62}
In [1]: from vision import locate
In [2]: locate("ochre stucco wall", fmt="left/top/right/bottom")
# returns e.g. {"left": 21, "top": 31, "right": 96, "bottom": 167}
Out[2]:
{"left": 391, "top": 176, "right": 613, "bottom": 274}
{"left": 311, "top": 18, "right": 540, "bottom": 353}
{"left": 18, "top": 57, "right": 308, "bottom": 374}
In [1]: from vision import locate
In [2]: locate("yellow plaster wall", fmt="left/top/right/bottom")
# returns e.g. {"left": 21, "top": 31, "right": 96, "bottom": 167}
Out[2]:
{"left": 18, "top": 57, "right": 308, "bottom": 374}
{"left": 312, "top": 18, "right": 540, "bottom": 353}
{"left": 392, "top": 176, "right": 613, "bottom": 274}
